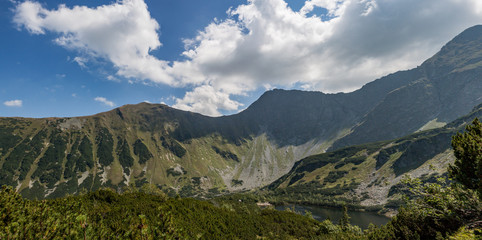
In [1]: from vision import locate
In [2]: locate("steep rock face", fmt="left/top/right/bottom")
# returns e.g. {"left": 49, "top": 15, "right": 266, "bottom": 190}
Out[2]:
{"left": 0, "top": 25, "right": 481, "bottom": 199}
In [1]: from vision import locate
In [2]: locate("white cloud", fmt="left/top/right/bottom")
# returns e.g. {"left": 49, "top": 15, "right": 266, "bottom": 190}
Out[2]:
{"left": 171, "top": 0, "right": 482, "bottom": 112}
{"left": 73, "top": 57, "right": 87, "bottom": 68}
{"left": 94, "top": 97, "right": 115, "bottom": 107}
{"left": 4, "top": 100, "right": 23, "bottom": 107}
{"left": 14, "top": 0, "right": 174, "bottom": 85}
{"left": 173, "top": 85, "right": 243, "bottom": 116}
{"left": 106, "top": 75, "right": 120, "bottom": 82}
{"left": 14, "top": 0, "right": 482, "bottom": 116}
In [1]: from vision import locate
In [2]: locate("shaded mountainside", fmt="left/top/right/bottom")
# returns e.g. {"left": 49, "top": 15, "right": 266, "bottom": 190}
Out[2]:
{"left": 0, "top": 25, "right": 481, "bottom": 200}
{"left": 329, "top": 24, "right": 482, "bottom": 150}
{"left": 266, "top": 103, "right": 482, "bottom": 209}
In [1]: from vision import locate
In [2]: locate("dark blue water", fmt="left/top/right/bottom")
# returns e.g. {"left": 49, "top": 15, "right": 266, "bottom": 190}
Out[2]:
{"left": 275, "top": 205, "right": 390, "bottom": 229}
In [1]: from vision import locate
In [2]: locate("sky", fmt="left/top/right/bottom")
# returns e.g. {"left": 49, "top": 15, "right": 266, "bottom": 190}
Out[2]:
{"left": 1, "top": 0, "right": 481, "bottom": 118}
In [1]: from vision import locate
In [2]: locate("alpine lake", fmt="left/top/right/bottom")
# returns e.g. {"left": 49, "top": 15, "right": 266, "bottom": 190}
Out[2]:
{"left": 275, "top": 205, "right": 390, "bottom": 229}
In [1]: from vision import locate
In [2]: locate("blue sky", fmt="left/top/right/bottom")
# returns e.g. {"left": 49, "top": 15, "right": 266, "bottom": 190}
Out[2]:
{"left": 1, "top": 0, "right": 481, "bottom": 118}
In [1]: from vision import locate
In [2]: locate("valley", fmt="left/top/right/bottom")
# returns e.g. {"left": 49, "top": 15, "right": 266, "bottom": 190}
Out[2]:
{"left": 2, "top": 0, "right": 482, "bottom": 237}
{"left": 0, "top": 26, "right": 481, "bottom": 212}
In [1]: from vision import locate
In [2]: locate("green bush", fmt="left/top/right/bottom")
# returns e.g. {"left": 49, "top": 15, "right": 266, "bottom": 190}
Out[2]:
{"left": 96, "top": 128, "right": 114, "bottom": 166}
{"left": 116, "top": 138, "right": 134, "bottom": 173}
{"left": 133, "top": 139, "right": 153, "bottom": 164}
{"left": 161, "top": 136, "right": 186, "bottom": 158}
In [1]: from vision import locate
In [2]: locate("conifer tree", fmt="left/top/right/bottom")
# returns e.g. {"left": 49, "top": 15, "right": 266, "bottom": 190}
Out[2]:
{"left": 449, "top": 118, "right": 482, "bottom": 198}
{"left": 339, "top": 205, "right": 350, "bottom": 230}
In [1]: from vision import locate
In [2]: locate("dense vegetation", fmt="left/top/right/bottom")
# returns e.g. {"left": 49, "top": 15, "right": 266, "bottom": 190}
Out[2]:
{"left": 33, "top": 130, "right": 67, "bottom": 188}
{"left": 117, "top": 137, "right": 135, "bottom": 174}
{"left": 160, "top": 136, "right": 186, "bottom": 158}
{"left": 0, "top": 119, "right": 481, "bottom": 239}
{"left": 0, "top": 178, "right": 479, "bottom": 239}
{"left": 368, "top": 118, "right": 482, "bottom": 239}
{"left": 212, "top": 146, "right": 239, "bottom": 162}
{"left": 96, "top": 127, "right": 114, "bottom": 166}
{"left": 449, "top": 118, "right": 482, "bottom": 199}
{"left": 0, "top": 129, "right": 46, "bottom": 186}
{"left": 133, "top": 139, "right": 153, "bottom": 165}
{"left": 0, "top": 185, "right": 358, "bottom": 239}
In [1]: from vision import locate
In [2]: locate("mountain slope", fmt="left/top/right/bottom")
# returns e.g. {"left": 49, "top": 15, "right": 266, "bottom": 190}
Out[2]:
{"left": 0, "top": 25, "right": 481, "bottom": 199}
{"left": 330, "top": 25, "right": 482, "bottom": 150}
{"left": 266, "top": 103, "right": 482, "bottom": 209}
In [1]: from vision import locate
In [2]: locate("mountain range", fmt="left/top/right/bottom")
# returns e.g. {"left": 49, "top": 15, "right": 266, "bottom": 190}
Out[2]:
{"left": 0, "top": 25, "right": 481, "bottom": 202}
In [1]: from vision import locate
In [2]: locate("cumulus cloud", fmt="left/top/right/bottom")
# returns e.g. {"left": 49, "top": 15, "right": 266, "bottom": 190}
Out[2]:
{"left": 13, "top": 0, "right": 482, "bottom": 116}
{"left": 173, "top": 85, "right": 243, "bottom": 116}
{"left": 172, "top": 0, "right": 482, "bottom": 111}
{"left": 4, "top": 100, "right": 23, "bottom": 107}
{"left": 14, "top": 0, "right": 174, "bottom": 85}
{"left": 94, "top": 97, "right": 115, "bottom": 107}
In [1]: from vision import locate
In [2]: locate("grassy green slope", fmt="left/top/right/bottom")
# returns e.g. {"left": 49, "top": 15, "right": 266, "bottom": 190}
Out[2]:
{"left": 265, "top": 103, "right": 482, "bottom": 211}
{"left": 0, "top": 103, "right": 332, "bottom": 200}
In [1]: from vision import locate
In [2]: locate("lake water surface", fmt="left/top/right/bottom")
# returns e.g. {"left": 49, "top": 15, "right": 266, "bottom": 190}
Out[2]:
{"left": 275, "top": 205, "right": 390, "bottom": 229}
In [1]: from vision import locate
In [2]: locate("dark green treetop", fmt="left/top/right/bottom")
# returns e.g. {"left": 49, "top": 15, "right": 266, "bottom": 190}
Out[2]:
{"left": 449, "top": 118, "right": 482, "bottom": 198}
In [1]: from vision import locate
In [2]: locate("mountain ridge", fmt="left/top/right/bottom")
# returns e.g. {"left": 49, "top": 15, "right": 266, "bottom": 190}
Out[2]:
{"left": 265, "top": 102, "right": 482, "bottom": 209}
{"left": 0, "top": 25, "right": 481, "bottom": 200}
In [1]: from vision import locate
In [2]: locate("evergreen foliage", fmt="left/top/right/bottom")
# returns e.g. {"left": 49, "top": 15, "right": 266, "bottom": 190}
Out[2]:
{"left": 368, "top": 177, "right": 481, "bottom": 239}
{"left": 0, "top": 185, "right": 355, "bottom": 239}
{"left": 133, "top": 139, "right": 153, "bottom": 164}
{"left": 78, "top": 136, "right": 94, "bottom": 170}
{"left": 231, "top": 179, "right": 243, "bottom": 187}
{"left": 325, "top": 170, "right": 348, "bottom": 183}
{"left": 65, "top": 136, "right": 94, "bottom": 179}
{"left": 64, "top": 137, "right": 80, "bottom": 179}
{"left": 449, "top": 118, "right": 482, "bottom": 198}
{"left": 339, "top": 205, "right": 351, "bottom": 231}
{"left": 0, "top": 129, "right": 47, "bottom": 186}
{"left": 96, "top": 128, "right": 114, "bottom": 166}
{"left": 116, "top": 137, "right": 134, "bottom": 173}
{"left": 33, "top": 131, "right": 66, "bottom": 188}
{"left": 212, "top": 146, "right": 239, "bottom": 162}
{"left": 0, "top": 126, "right": 21, "bottom": 156}
{"left": 160, "top": 136, "right": 186, "bottom": 158}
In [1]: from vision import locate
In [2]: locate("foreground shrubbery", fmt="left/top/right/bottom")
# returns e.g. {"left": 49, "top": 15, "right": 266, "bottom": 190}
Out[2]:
{"left": 1, "top": 182, "right": 479, "bottom": 239}
{"left": 367, "top": 180, "right": 481, "bottom": 239}
{"left": 0, "top": 185, "right": 368, "bottom": 239}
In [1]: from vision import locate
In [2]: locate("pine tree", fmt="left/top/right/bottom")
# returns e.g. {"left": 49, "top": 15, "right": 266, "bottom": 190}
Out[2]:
{"left": 339, "top": 205, "right": 350, "bottom": 230}
{"left": 449, "top": 118, "right": 482, "bottom": 198}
